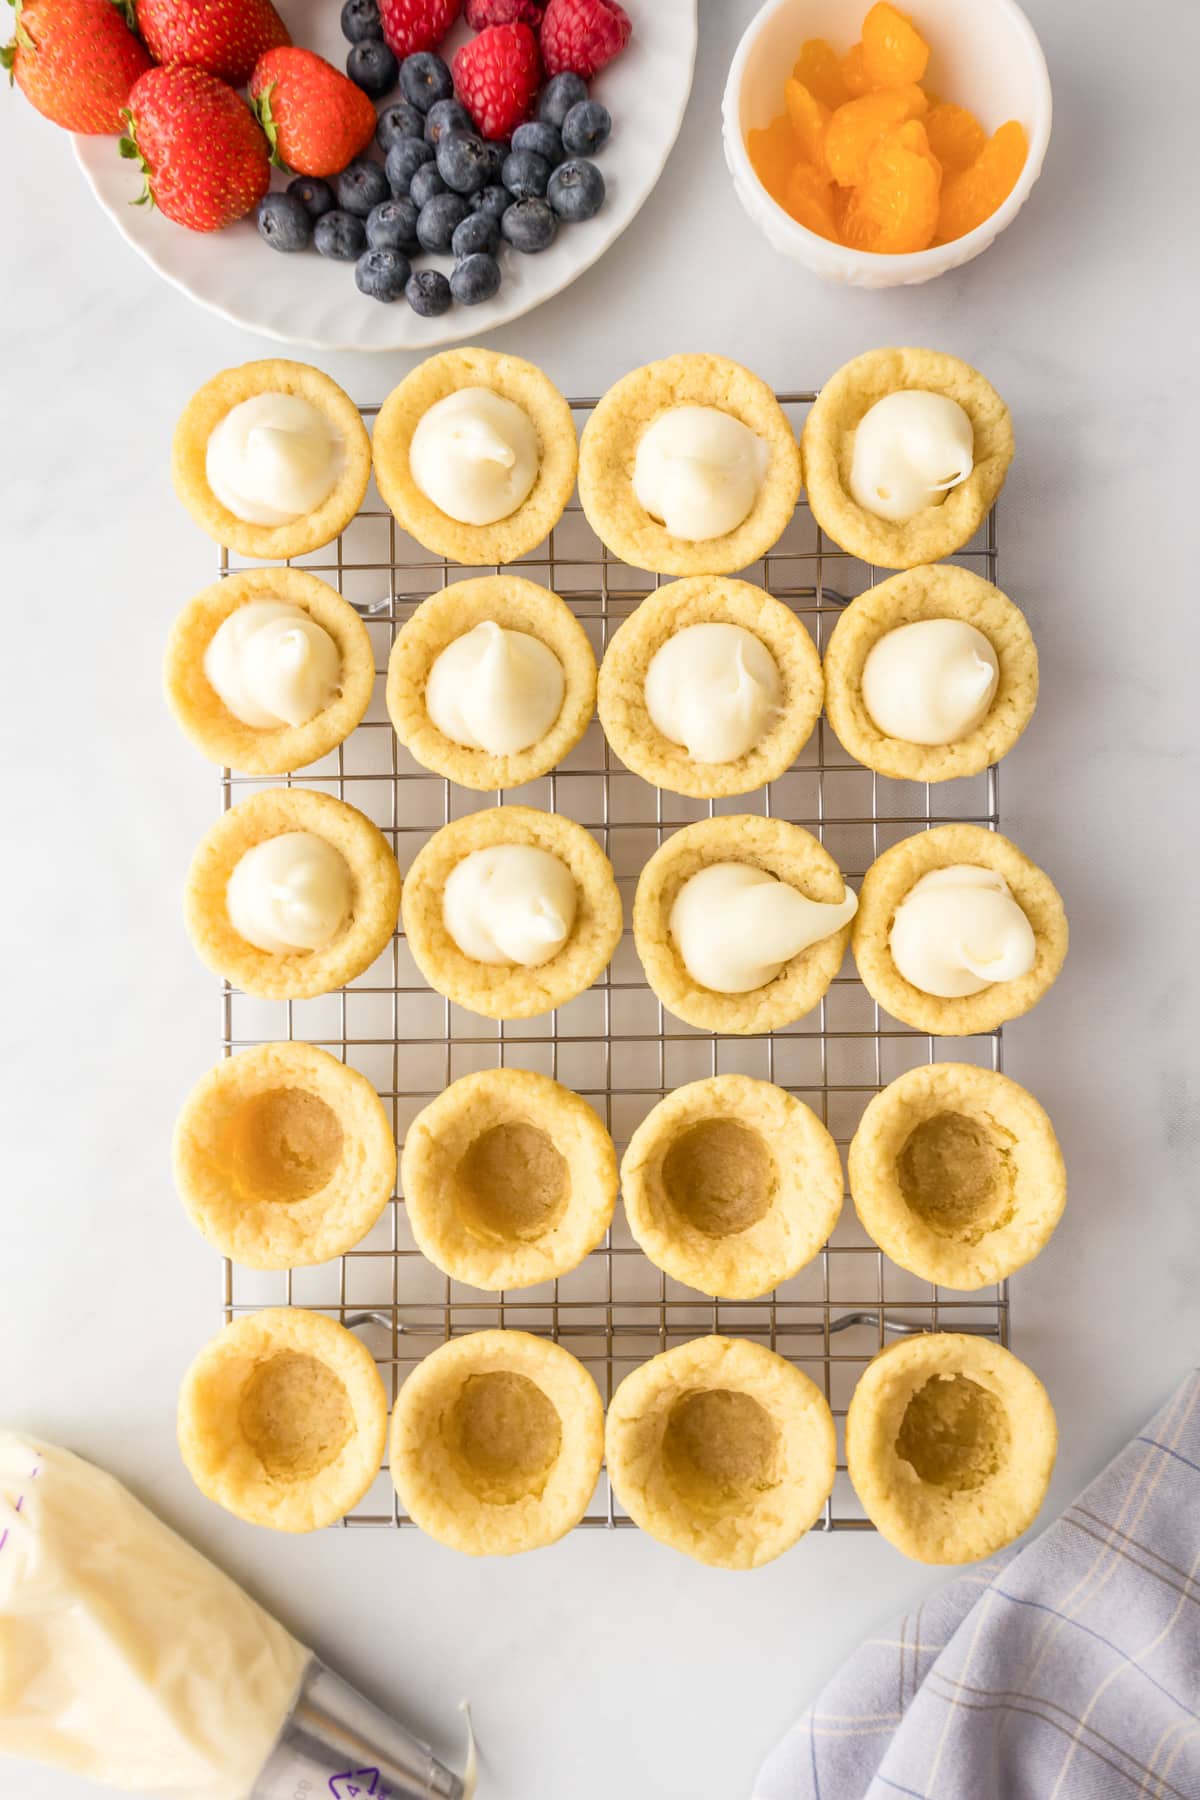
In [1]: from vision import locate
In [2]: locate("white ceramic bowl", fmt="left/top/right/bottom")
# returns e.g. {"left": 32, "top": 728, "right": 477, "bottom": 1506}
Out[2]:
{"left": 722, "top": 0, "right": 1052, "bottom": 287}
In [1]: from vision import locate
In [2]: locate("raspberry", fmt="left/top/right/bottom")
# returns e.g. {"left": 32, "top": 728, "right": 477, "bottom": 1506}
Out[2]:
{"left": 465, "top": 0, "right": 543, "bottom": 26}
{"left": 378, "top": 0, "right": 460, "bottom": 60}
{"left": 540, "top": 0, "right": 630, "bottom": 81}
{"left": 452, "top": 22, "right": 541, "bottom": 139}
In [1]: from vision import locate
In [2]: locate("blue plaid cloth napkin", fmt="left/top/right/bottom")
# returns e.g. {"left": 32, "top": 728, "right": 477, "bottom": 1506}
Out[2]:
{"left": 755, "top": 1368, "right": 1200, "bottom": 1800}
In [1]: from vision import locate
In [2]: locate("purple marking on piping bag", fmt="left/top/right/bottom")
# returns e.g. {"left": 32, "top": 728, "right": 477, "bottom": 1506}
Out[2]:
{"left": 329, "top": 1771, "right": 391, "bottom": 1799}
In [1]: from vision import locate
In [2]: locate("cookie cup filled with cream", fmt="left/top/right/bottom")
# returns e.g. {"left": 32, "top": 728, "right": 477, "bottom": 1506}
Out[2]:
{"left": 801, "top": 349, "right": 1013, "bottom": 570}
{"left": 164, "top": 569, "right": 376, "bottom": 776}
{"left": 386, "top": 576, "right": 596, "bottom": 791}
{"left": 372, "top": 349, "right": 577, "bottom": 564}
{"left": 823, "top": 566, "right": 1037, "bottom": 782}
{"left": 634, "top": 815, "right": 856, "bottom": 1034}
{"left": 173, "top": 361, "right": 372, "bottom": 561}
{"left": 598, "top": 577, "right": 822, "bottom": 798}
{"left": 853, "top": 824, "right": 1067, "bottom": 1034}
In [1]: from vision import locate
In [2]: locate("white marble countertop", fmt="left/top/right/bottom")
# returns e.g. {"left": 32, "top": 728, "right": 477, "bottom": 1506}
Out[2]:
{"left": 2, "top": 2, "right": 1196, "bottom": 1795}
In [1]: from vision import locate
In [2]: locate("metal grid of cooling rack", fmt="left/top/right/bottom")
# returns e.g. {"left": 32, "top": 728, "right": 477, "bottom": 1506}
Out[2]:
{"left": 215, "top": 390, "right": 1006, "bottom": 1532}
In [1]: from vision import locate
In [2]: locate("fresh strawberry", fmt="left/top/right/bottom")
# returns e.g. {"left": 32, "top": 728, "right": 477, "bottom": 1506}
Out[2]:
{"left": 378, "top": 0, "right": 460, "bottom": 60}
{"left": 249, "top": 47, "right": 375, "bottom": 178}
{"left": 540, "top": 0, "right": 629, "bottom": 80}
{"left": 135, "top": 0, "right": 290, "bottom": 90}
{"left": 465, "top": 0, "right": 543, "bottom": 28}
{"left": 452, "top": 21, "right": 539, "bottom": 140}
{"left": 2, "top": 0, "right": 151, "bottom": 134}
{"left": 120, "top": 64, "right": 269, "bottom": 231}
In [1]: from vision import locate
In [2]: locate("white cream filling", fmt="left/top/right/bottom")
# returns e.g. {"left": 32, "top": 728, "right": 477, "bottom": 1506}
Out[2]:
{"left": 861, "top": 617, "right": 998, "bottom": 746}
{"left": 206, "top": 393, "right": 342, "bottom": 527}
{"left": 226, "top": 831, "right": 351, "bottom": 955}
{"left": 644, "top": 622, "right": 782, "bottom": 764}
{"left": 409, "top": 388, "right": 540, "bottom": 526}
{"left": 204, "top": 600, "right": 341, "bottom": 730}
{"left": 632, "top": 406, "right": 770, "bottom": 541}
{"left": 849, "top": 390, "right": 974, "bottom": 523}
{"left": 889, "top": 864, "right": 1036, "bottom": 998}
{"left": 669, "top": 862, "right": 857, "bottom": 994}
{"left": 425, "top": 621, "right": 565, "bottom": 755}
{"left": 443, "top": 844, "right": 577, "bottom": 968}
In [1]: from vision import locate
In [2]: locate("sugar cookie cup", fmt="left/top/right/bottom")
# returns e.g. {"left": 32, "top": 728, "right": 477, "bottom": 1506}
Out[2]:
{"left": 178, "top": 1308, "right": 388, "bottom": 1532}
{"left": 633, "top": 815, "right": 854, "bottom": 1034}
{"left": 849, "top": 1065, "right": 1065, "bottom": 1290}
{"left": 578, "top": 354, "right": 802, "bottom": 576}
{"left": 598, "top": 578, "right": 822, "bottom": 799}
{"left": 172, "top": 360, "right": 371, "bottom": 561}
{"left": 390, "top": 1330, "right": 603, "bottom": 1555}
{"left": 164, "top": 568, "right": 377, "bottom": 776}
{"left": 621, "top": 1077, "right": 842, "bottom": 1299}
{"left": 853, "top": 824, "right": 1067, "bottom": 1035}
{"left": 184, "top": 788, "right": 401, "bottom": 1001}
{"left": 386, "top": 576, "right": 596, "bottom": 792}
{"left": 401, "top": 807, "right": 622, "bottom": 1022}
{"left": 823, "top": 566, "right": 1038, "bottom": 782}
{"left": 173, "top": 1043, "right": 396, "bottom": 1270}
{"left": 801, "top": 348, "right": 1014, "bottom": 570}
{"left": 401, "top": 1068, "right": 617, "bottom": 1291}
{"left": 846, "top": 1333, "right": 1056, "bottom": 1563}
{"left": 372, "top": 348, "right": 577, "bottom": 564}
{"left": 606, "top": 1337, "right": 835, "bottom": 1568}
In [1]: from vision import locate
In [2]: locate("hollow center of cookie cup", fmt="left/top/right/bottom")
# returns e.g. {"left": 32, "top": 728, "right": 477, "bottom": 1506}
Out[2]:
{"left": 896, "top": 1112, "right": 1014, "bottom": 1244}
{"left": 446, "top": 1371, "right": 563, "bottom": 1505}
{"left": 237, "top": 1350, "right": 353, "bottom": 1480}
{"left": 454, "top": 1122, "right": 569, "bottom": 1245}
{"left": 662, "top": 1120, "right": 775, "bottom": 1237}
{"left": 894, "top": 1374, "right": 1011, "bottom": 1493}
{"left": 662, "top": 1389, "right": 781, "bottom": 1515}
{"left": 226, "top": 1087, "right": 344, "bottom": 1204}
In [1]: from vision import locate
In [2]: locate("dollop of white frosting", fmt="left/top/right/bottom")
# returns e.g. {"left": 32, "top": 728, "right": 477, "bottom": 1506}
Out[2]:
{"left": 861, "top": 618, "right": 998, "bottom": 746}
{"left": 644, "top": 623, "right": 782, "bottom": 764}
{"left": 669, "top": 862, "right": 858, "bottom": 994}
{"left": 204, "top": 600, "right": 341, "bottom": 730}
{"left": 409, "top": 388, "right": 540, "bottom": 526}
{"left": 850, "top": 390, "right": 974, "bottom": 523}
{"left": 425, "top": 622, "right": 565, "bottom": 756}
{"left": 633, "top": 406, "right": 770, "bottom": 541}
{"left": 889, "top": 865, "right": 1036, "bottom": 998}
{"left": 206, "top": 394, "right": 342, "bottom": 527}
{"left": 226, "top": 832, "right": 351, "bottom": 955}
{"left": 443, "top": 845, "right": 577, "bottom": 967}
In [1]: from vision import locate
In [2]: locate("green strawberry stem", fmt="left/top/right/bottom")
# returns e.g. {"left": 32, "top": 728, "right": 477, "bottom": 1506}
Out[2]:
{"left": 117, "top": 106, "right": 154, "bottom": 208}
{"left": 3, "top": 0, "right": 32, "bottom": 73}
{"left": 252, "top": 79, "right": 289, "bottom": 171}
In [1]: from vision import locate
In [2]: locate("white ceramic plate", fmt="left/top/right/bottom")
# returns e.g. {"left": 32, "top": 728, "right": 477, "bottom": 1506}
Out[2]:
{"left": 73, "top": 0, "right": 696, "bottom": 351}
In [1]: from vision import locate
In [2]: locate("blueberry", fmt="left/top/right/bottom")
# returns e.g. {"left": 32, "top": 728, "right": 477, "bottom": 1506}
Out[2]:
{"left": 405, "top": 268, "right": 452, "bottom": 316}
{"left": 313, "top": 209, "right": 367, "bottom": 260}
{"left": 347, "top": 39, "right": 398, "bottom": 98}
{"left": 340, "top": 0, "right": 382, "bottom": 41}
{"left": 416, "top": 190, "right": 470, "bottom": 251}
{"left": 409, "top": 161, "right": 447, "bottom": 208}
{"left": 286, "top": 175, "right": 335, "bottom": 221}
{"left": 501, "top": 148, "right": 549, "bottom": 199}
{"left": 451, "top": 209, "right": 499, "bottom": 258}
{"left": 399, "top": 50, "right": 452, "bottom": 112}
{"left": 436, "top": 130, "right": 493, "bottom": 196}
{"left": 478, "top": 137, "right": 506, "bottom": 183}
{"left": 500, "top": 196, "right": 558, "bottom": 253}
{"left": 547, "top": 157, "right": 604, "bottom": 222}
{"left": 384, "top": 134, "right": 434, "bottom": 193}
{"left": 537, "top": 70, "right": 587, "bottom": 128}
{"left": 337, "top": 156, "right": 391, "bottom": 216}
{"left": 511, "top": 120, "right": 563, "bottom": 166}
{"left": 471, "top": 183, "right": 509, "bottom": 222}
{"left": 366, "top": 196, "right": 418, "bottom": 251}
{"left": 376, "top": 100, "right": 425, "bottom": 151}
{"left": 561, "top": 98, "right": 610, "bottom": 156}
{"left": 256, "top": 191, "right": 312, "bottom": 252}
{"left": 355, "top": 246, "right": 411, "bottom": 301}
{"left": 424, "top": 96, "right": 473, "bottom": 146}
{"left": 450, "top": 252, "right": 501, "bottom": 305}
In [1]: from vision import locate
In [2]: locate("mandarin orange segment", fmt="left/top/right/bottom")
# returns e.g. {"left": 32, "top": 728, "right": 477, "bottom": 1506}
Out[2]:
{"left": 937, "top": 118, "right": 1028, "bottom": 241}
{"left": 843, "top": 120, "right": 940, "bottom": 252}
{"left": 783, "top": 160, "right": 840, "bottom": 241}
{"left": 861, "top": 2, "right": 930, "bottom": 88}
{"left": 824, "top": 83, "right": 927, "bottom": 187}
{"left": 924, "top": 101, "right": 986, "bottom": 174}
{"left": 784, "top": 79, "right": 832, "bottom": 168}
{"left": 841, "top": 42, "right": 875, "bottom": 98}
{"left": 794, "top": 37, "right": 849, "bottom": 110}
{"left": 747, "top": 114, "right": 802, "bottom": 203}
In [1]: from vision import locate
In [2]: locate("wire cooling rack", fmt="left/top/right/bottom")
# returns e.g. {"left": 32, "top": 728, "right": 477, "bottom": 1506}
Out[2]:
{"left": 215, "top": 390, "right": 1006, "bottom": 1531}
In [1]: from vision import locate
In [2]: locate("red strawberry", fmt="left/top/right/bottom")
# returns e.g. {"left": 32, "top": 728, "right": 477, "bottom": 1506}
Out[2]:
{"left": 249, "top": 47, "right": 375, "bottom": 178}
{"left": 121, "top": 64, "right": 269, "bottom": 231}
{"left": 2, "top": 0, "right": 151, "bottom": 134}
{"left": 135, "top": 0, "right": 290, "bottom": 90}
{"left": 465, "top": 0, "right": 543, "bottom": 27}
{"left": 378, "top": 0, "right": 460, "bottom": 60}
{"left": 540, "top": 0, "right": 629, "bottom": 80}
{"left": 452, "top": 21, "right": 539, "bottom": 140}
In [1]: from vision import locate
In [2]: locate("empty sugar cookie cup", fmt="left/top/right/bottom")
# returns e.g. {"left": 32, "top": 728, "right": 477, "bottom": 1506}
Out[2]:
{"left": 401, "top": 1068, "right": 617, "bottom": 1291}
{"left": 386, "top": 575, "right": 596, "bottom": 792}
{"left": 822, "top": 565, "right": 1038, "bottom": 782}
{"left": 801, "top": 348, "right": 1014, "bottom": 569}
{"left": 853, "top": 823, "right": 1067, "bottom": 1035}
{"left": 164, "top": 567, "right": 377, "bottom": 776}
{"left": 184, "top": 788, "right": 401, "bottom": 1001}
{"left": 846, "top": 1333, "right": 1056, "bottom": 1563}
{"left": 178, "top": 1308, "right": 388, "bottom": 1533}
{"left": 598, "top": 577, "right": 822, "bottom": 799}
{"left": 173, "top": 1043, "right": 396, "bottom": 1270}
{"left": 172, "top": 360, "right": 372, "bottom": 562}
{"left": 605, "top": 1337, "right": 836, "bottom": 1569}
{"left": 389, "top": 1330, "right": 603, "bottom": 1555}
{"left": 578, "top": 354, "right": 802, "bottom": 576}
{"left": 372, "top": 348, "right": 577, "bottom": 565}
{"left": 849, "top": 1064, "right": 1065, "bottom": 1290}
{"left": 621, "top": 1077, "right": 842, "bottom": 1299}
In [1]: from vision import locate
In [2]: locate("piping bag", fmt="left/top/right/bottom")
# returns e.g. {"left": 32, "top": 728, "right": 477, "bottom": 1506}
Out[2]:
{"left": 0, "top": 1433, "right": 470, "bottom": 1800}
